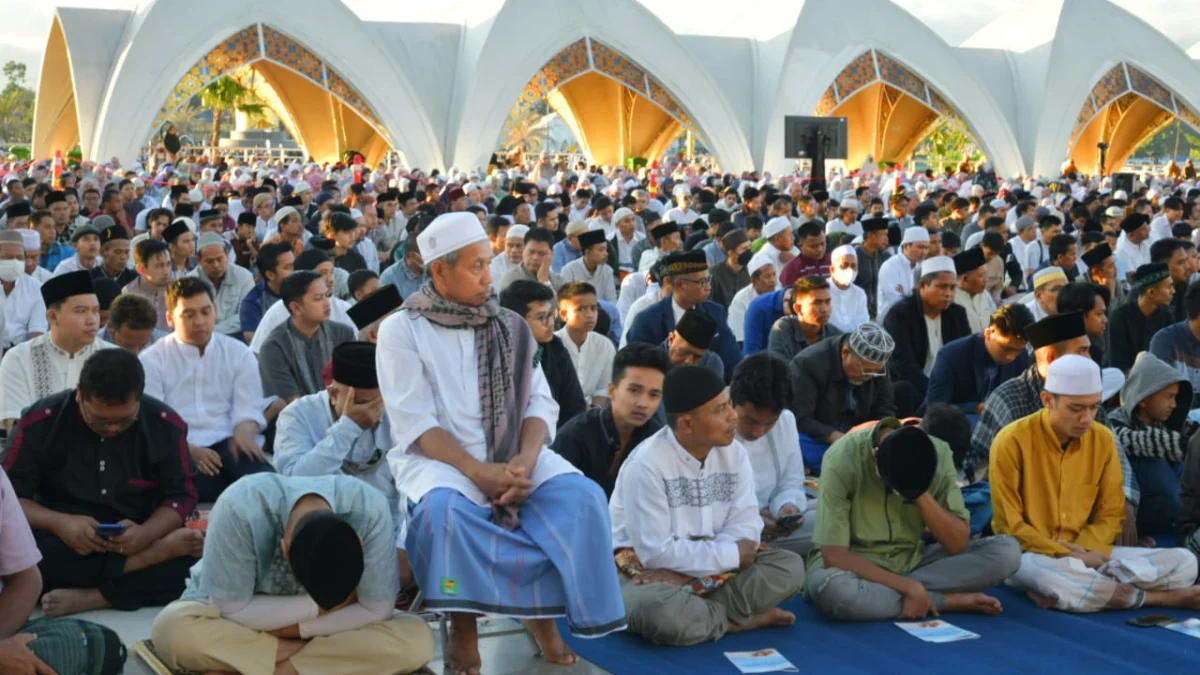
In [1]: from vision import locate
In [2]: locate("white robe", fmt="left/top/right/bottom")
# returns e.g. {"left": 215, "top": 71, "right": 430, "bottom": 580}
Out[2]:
{"left": 875, "top": 254, "right": 918, "bottom": 321}
{"left": 828, "top": 280, "right": 870, "bottom": 334}
{"left": 956, "top": 288, "right": 997, "bottom": 334}
{"left": 0, "top": 334, "right": 115, "bottom": 420}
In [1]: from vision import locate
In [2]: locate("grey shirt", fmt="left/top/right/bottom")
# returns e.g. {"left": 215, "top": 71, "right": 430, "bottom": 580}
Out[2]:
{"left": 767, "top": 317, "right": 842, "bottom": 363}
{"left": 258, "top": 319, "right": 354, "bottom": 400}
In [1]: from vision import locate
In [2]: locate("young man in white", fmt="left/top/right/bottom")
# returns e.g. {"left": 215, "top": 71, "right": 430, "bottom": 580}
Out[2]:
{"left": 0, "top": 230, "right": 46, "bottom": 349}
{"left": 875, "top": 226, "right": 930, "bottom": 320}
{"left": 556, "top": 281, "right": 615, "bottom": 409}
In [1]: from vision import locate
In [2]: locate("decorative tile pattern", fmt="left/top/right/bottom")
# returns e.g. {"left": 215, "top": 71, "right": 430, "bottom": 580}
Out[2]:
{"left": 647, "top": 76, "right": 694, "bottom": 132}
{"left": 1126, "top": 64, "right": 1175, "bottom": 114}
{"left": 1178, "top": 103, "right": 1200, "bottom": 132}
{"left": 261, "top": 25, "right": 325, "bottom": 84}
{"left": 877, "top": 52, "right": 928, "bottom": 104}
{"left": 815, "top": 85, "right": 839, "bottom": 117}
{"left": 1067, "top": 95, "right": 1098, "bottom": 153}
{"left": 590, "top": 41, "right": 647, "bottom": 93}
{"left": 834, "top": 51, "right": 878, "bottom": 101}
{"left": 1090, "top": 64, "right": 1129, "bottom": 110}
{"left": 156, "top": 25, "right": 262, "bottom": 128}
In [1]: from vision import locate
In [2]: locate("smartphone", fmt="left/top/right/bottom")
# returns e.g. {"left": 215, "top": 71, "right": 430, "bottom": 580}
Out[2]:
{"left": 95, "top": 523, "right": 126, "bottom": 538}
{"left": 776, "top": 513, "right": 805, "bottom": 528}
{"left": 1126, "top": 614, "right": 1176, "bottom": 628}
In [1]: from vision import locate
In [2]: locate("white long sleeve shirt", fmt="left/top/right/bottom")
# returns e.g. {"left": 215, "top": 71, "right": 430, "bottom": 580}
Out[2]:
{"left": 955, "top": 288, "right": 997, "bottom": 334}
{"left": 828, "top": 280, "right": 869, "bottom": 333}
{"left": 0, "top": 275, "right": 46, "bottom": 348}
{"left": 0, "top": 334, "right": 114, "bottom": 420}
{"left": 727, "top": 284, "right": 760, "bottom": 343}
{"left": 610, "top": 427, "right": 763, "bottom": 578}
{"left": 377, "top": 309, "right": 578, "bottom": 506}
{"left": 560, "top": 258, "right": 617, "bottom": 303}
{"left": 738, "top": 410, "right": 808, "bottom": 515}
{"left": 617, "top": 272, "right": 649, "bottom": 324}
{"left": 875, "top": 253, "right": 918, "bottom": 320}
{"left": 555, "top": 328, "right": 615, "bottom": 400}
{"left": 140, "top": 333, "right": 267, "bottom": 447}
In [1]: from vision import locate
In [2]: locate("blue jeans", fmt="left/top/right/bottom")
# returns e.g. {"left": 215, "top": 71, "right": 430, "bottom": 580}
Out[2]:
{"left": 798, "top": 433, "right": 831, "bottom": 476}
{"left": 1128, "top": 456, "right": 1183, "bottom": 535}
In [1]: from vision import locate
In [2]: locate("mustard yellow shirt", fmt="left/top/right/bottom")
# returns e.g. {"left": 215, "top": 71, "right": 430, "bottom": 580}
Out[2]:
{"left": 989, "top": 409, "right": 1125, "bottom": 555}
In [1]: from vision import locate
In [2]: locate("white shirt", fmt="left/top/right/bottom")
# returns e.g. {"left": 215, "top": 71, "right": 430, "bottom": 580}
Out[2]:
{"left": 250, "top": 296, "right": 355, "bottom": 354}
{"left": 610, "top": 426, "right": 762, "bottom": 578}
{"left": 255, "top": 216, "right": 276, "bottom": 242}
{"left": 377, "top": 310, "right": 578, "bottom": 506}
{"left": 0, "top": 276, "right": 46, "bottom": 347}
{"left": 924, "top": 314, "right": 942, "bottom": 376}
{"left": 664, "top": 207, "right": 699, "bottom": 225}
{"left": 1024, "top": 239, "right": 1052, "bottom": 274}
{"left": 825, "top": 220, "right": 864, "bottom": 238}
{"left": 621, "top": 286, "right": 661, "bottom": 346}
{"left": 555, "top": 328, "right": 615, "bottom": 400}
{"left": 489, "top": 255, "right": 516, "bottom": 292}
{"left": 610, "top": 231, "right": 647, "bottom": 271}
{"left": 618, "top": 272, "right": 649, "bottom": 324}
{"left": 355, "top": 238, "right": 380, "bottom": 274}
{"left": 759, "top": 243, "right": 799, "bottom": 272}
{"left": 559, "top": 258, "right": 617, "bottom": 303}
{"left": 738, "top": 410, "right": 808, "bottom": 515}
{"left": 27, "top": 267, "right": 53, "bottom": 284}
{"left": 1023, "top": 295, "right": 1049, "bottom": 322}
{"left": 876, "top": 254, "right": 918, "bottom": 320}
{"left": 52, "top": 255, "right": 99, "bottom": 276}
{"left": 728, "top": 284, "right": 760, "bottom": 343}
{"left": 186, "top": 264, "right": 255, "bottom": 336}
{"left": 1116, "top": 237, "right": 1151, "bottom": 282}
{"left": 955, "top": 288, "right": 996, "bottom": 335}
{"left": 0, "top": 334, "right": 116, "bottom": 420}
{"left": 828, "top": 280, "right": 870, "bottom": 333}
{"left": 140, "top": 333, "right": 267, "bottom": 447}
{"left": 638, "top": 249, "right": 660, "bottom": 273}
{"left": 1149, "top": 213, "right": 1172, "bottom": 244}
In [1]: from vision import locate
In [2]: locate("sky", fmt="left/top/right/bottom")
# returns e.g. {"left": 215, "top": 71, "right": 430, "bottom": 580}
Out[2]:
{"left": 1, "top": 0, "right": 1197, "bottom": 86}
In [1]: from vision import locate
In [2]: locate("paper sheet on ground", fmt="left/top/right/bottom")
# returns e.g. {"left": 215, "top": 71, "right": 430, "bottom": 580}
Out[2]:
{"left": 895, "top": 619, "right": 980, "bottom": 643}
{"left": 724, "top": 648, "right": 799, "bottom": 673}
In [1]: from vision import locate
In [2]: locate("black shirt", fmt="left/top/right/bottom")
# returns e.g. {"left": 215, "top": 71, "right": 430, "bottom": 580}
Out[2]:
{"left": 551, "top": 406, "right": 662, "bottom": 497}
{"left": 90, "top": 264, "right": 138, "bottom": 288}
{"left": 1108, "top": 300, "right": 1174, "bottom": 373}
{"left": 2, "top": 390, "right": 195, "bottom": 524}
{"left": 539, "top": 336, "right": 587, "bottom": 430}
{"left": 334, "top": 249, "right": 368, "bottom": 273}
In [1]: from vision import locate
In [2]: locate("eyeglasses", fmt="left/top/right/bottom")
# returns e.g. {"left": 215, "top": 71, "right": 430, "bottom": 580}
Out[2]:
{"left": 527, "top": 311, "right": 555, "bottom": 325}
{"left": 851, "top": 354, "right": 888, "bottom": 379}
{"left": 80, "top": 398, "right": 139, "bottom": 432}
{"left": 678, "top": 276, "right": 712, "bottom": 288}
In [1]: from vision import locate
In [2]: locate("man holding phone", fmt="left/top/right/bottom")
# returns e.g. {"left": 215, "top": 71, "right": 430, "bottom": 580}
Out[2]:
{"left": 1, "top": 348, "right": 201, "bottom": 618}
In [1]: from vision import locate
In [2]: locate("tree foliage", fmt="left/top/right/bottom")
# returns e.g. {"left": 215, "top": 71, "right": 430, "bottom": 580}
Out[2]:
{"left": 197, "top": 76, "right": 266, "bottom": 150}
{"left": 0, "top": 61, "right": 35, "bottom": 145}
{"left": 912, "top": 118, "right": 982, "bottom": 171}
{"left": 1130, "top": 119, "right": 1200, "bottom": 163}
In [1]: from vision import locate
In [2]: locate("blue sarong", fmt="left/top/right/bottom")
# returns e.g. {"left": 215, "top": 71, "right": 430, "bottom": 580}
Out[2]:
{"left": 407, "top": 473, "right": 627, "bottom": 638}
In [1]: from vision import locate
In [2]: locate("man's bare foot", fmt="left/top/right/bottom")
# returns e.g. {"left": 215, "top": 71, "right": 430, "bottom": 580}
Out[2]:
{"left": 447, "top": 614, "right": 482, "bottom": 675}
{"left": 728, "top": 608, "right": 796, "bottom": 633}
{"left": 522, "top": 618, "right": 577, "bottom": 665}
{"left": 124, "top": 527, "right": 204, "bottom": 574}
{"left": 1024, "top": 591, "right": 1057, "bottom": 609}
{"left": 41, "top": 588, "right": 110, "bottom": 617}
{"left": 944, "top": 593, "right": 1003, "bottom": 614}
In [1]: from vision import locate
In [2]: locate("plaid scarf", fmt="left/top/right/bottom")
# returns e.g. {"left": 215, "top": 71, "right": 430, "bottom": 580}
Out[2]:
{"left": 403, "top": 282, "right": 536, "bottom": 530}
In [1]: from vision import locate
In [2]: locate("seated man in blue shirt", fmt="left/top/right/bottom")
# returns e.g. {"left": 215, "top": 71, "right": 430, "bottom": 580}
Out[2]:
{"left": 239, "top": 242, "right": 294, "bottom": 343}
{"left": 151, "top": 474, "right": 434, "bottom": 675}
{"left": 922, "top": 303, "right": 1034, "bottom": 420}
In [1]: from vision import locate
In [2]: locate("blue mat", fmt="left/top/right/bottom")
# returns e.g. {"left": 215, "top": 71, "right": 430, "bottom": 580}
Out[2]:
{"left": 559, "top": 584, "right": 1200, "bottom": 674}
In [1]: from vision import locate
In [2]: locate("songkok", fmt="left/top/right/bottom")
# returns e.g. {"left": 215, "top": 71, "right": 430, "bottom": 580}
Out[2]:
{"left": 197, "top": 208, "right": 221, "bottom": 222}
{"left": 1120, "top": 213, "right": 1149, "bottom": 233}
{"left": 953, "top": 248, "right": 985, "bottom": 276}
{"left": 1081, "top": 243, "right": 1112, "bottom": 268}
{"left": 861, "top": 217, "right": 889, "bottom": 233}
{"left": 901, "top": 227, "right": 929, "bottom": 245}
{"left": 1104, "top": 206, "right": 1124, "bottom": 219}
{"left": 70, "top": 224, "right": 100, "bottom": 243}
{"left": 40, "top": 269, "right": 94, "bottom": 306}
{"left": 651, "top": 222, "right": 678, "bottom": 240}
{"left": 99, "top": 225, "right": 129, "bottom": 244}
{"left": 237, "top": 212, "right": 256, "bottom": 227}
{"left": 1023, "top": 311, "right": 1085, "bottom": 350}
{"left": 663, "top": 249, "right": 708, "bottom": 276}
{"left": 920, "top": 255, "right": 956, "bottom": 277}
{"left": 747, "top": 251, "right": 773, "bottom": 277}
{"left": 1013, "top": 215, "right": 1036, "bottom": 233}
{"left": 612, "top": 207, "right": 635, "bottom": 225}
{"left": 565, "top": 220, "right": 588, "bottom": 236}
{"left": 292, "top": 181, "right": 312, "bottom": 195}
{"left": 721, "top": 228, "right": 748, "bottom": 250}
{"left": 1032, "top": 266, "right": 1066, "bottom": 289}
{"left": 347, "top": 284, "right": 402, "bottom": 329}
{"left": 331, "top": 341, "right": 379, "bottom": 389}
{"left": 287, "top": 512, "right": 364, "bottom": 610}
{"left": 44, "top": 190, "right": 66, "bottom": 206}
{"left": 310, "top": 237, "right": 335, "bottom": 252}
{"left": 662, "top": 364, "right": 726, "bottom": 415}
{"left": 578, "top": 229, "right": 607, "bottom": 249}
{"left": 4, "top": 201, "right": 30, "bottom": 219}
{"left": 18, "top": 229, "right": 39, "bottom": 250}
{"left": 196, "top": 232, "right": 226, "bottom": 251}
{"left": 274, "top": 206, "right": 299, "bottom": 225}
{"left": 674, "top": 309, "right": 717, "bottom": 350}
{"left": 1044, "top": 354, "right": 1102, "bottom": 396}
{"left": 169, "top": 185, "right": 188, "bottom": 198}
{"left": 295, "top": 248, "right": 331, "bottom": 271}
{"left": 1132, "top": 262, "right": 1170, "bottom": 290}
{"left": 252, "top": 192, "right": 274, "bottom": 209}
{"left": 831, "top": 243, "right": 856, "bottom": 261}
{"left": 163, "top": 220, "right": 191, "bottom": 244}
{"left": 417, "top": 212, "right": 487, "bottom": 263}
{"left": 848, "top": 322, "right": 894, "bottom": 364}
{"left": 763, "top": 216, "right": 791, "bottom": 238}
{"left": 93, "top": 278, "right": 121, "bottom": 312}
{"left": 875, "top": 425, "right": 938, "bottom": 501}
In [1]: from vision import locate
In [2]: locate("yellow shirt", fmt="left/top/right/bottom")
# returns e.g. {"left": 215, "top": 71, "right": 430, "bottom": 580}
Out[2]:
{"left": 989, "top": 409, "right": 1125, "bottom": 555}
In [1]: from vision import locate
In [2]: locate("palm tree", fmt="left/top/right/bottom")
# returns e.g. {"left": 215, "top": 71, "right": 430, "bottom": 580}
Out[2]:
{"left": 198, "top": 76, "right": 266, "bottom": 150}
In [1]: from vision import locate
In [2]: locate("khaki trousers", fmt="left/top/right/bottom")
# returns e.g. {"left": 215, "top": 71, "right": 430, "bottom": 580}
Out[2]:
{"left": 151, "top": 600, "right": 435, "bottom": 675}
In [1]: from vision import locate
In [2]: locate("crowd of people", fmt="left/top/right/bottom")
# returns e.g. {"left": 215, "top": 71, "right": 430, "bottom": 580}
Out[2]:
{"left": 2, "top": 151, "right": 1200, "bottom": 675}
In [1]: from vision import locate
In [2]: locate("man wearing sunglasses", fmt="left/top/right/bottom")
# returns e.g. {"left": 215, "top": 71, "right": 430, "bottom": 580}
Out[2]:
{"left": 2, "top": 349, "right": 201, "bottom": 618}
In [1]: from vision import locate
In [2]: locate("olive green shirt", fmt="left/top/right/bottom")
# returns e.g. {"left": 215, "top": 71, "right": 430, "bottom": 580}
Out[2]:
{"left": 806, "top": 423, "right": 967, "bottom": 578}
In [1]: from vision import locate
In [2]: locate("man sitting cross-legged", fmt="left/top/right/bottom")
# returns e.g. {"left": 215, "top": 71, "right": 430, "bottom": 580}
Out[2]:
{"left": 611, "top": 365, "right": 806, "bottom": 645}
{"left": 377, "top": 212, "right": 625, "bottom": 675}
{"left": 151, "top": 473, "right": 434, "bottom": 675}
{"left": 2, "top": 349, "right": 202, "bottom": 617}
{"left": 806, "top": 420, "right": 1021, "bottom": 621}
{"left": 991, "top": 355, "right": 1200, "bottom": 612}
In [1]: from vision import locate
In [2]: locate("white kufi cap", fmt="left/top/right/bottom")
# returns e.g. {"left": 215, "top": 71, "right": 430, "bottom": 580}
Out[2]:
{"left": 418, "top": 212, "right": 488, "bottom": 263}
{"left": 763, "top": 216, "right": 791, "bottom": 238}
{"left": 901, "top": 227, "right": 930, "bottom": 245}
{"left": 1045, "top": 354, "right": 1102, "bottom": 396}
{"left": 920, "top": 255, "right": 956, "bottom": 277}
